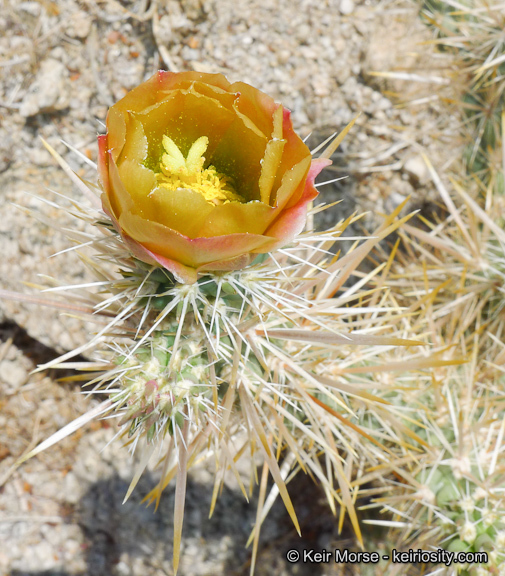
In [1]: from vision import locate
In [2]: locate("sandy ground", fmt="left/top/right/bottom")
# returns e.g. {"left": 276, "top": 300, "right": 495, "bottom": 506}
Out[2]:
{"left": 0, "top": 0, "right": 451, "bottom": 574}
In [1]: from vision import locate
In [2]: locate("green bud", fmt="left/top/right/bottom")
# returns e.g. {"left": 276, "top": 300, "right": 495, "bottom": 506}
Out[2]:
{"left": 447, "top": 538, "right": 469, "bottom": 553}
{"left": 198, "top": 279, "right": 218, "bottom": 297}
{"left": 151, "top": 295, "right": 173, "bottom": 310}
{"left": 436, "top": 481, "right": 460, "bottom": 506}
{"left": 167, "top": 411, "right": 184, "bottom": 435}
{"left": 474, "top": 533, "right": 494, "bottom": 551}
{"left": 221, "top": 282, "right": 236, "bottom": 295}
{"left": 147, "top": 422, "right": 157, "bottom": 442}
{"left": 251, "top": 253, "right": 269, "bottom": 265}
{"left": 153, "top": 349, "right": 170, "bottom": 367}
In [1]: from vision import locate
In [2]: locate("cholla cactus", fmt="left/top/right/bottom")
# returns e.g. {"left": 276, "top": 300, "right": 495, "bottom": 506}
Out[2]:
{"left": 361, "top": 152, "right": 505, "bottom": 575}
{"left": 368, "top": 354, "right": 505, "bottom": 576}
{"left": 371, "top": 1, "right": 504, "bottom": 195}
{"left": 5, "top": 71, "right": 445, "bottom": 575}
{"left": 387, "top": 155, "right": 505, "bottom": 361}
{"left": 420, "top": 0, "right": 505, "bottom": 194}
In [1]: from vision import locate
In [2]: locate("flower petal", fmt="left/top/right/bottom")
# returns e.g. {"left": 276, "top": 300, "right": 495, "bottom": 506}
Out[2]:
{"left": 118, "top": 210, "right": 272, "bottom": 268}
{"left": 258, "top": 104, "right": 285, "bottom": 205}
{"left": 230, "top": 80, "right": 278, "bottom": 138}
{"left": 97, "top": 134, "right": 110, "bottom": 196}
{"left": 203, "top": 110, "right": 267, "bottom": 202}
{"left": 118, "top": 113, "right": 148, "bottom": 164}
{"left": 158, "top": 70, "right": 232, "bottom": 94}
{"left": 142, "top": 249, "right": 199, "bottom": 284}
{"left": 136, "top": 88, "right": 238, "bottom": 165}
{"left": 197, "top": 201, "right": 274, "bottom": 237}
{"left": 107, "top": 107, "right": 127, "bottom": 162}
{"left": 117, "top": 159, "right": 158, "bottom": 220}
{"left": 106, "top": 151, "right": 136, "bottom": 219}
{"left": 259, "top": 157, "right": 331, "bottom": 251}
{"left": 271, "top": 108, "right": 312, "bottom": 208}
{"left": 269, "top": 154, "right": 312, "bottom": 219}
{"left": 147, "top": 186, "right": 215, "bottom": 238}
{"left": 196, "top": 253, "right": 255, "bottom": 274}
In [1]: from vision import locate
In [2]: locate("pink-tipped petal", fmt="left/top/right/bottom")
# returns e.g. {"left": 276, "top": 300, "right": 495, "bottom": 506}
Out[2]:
{"left": 260, "top": 157, "right": 331, "bottom": 251}
{"left": 102, "top": 200, "right": 198, "bottom": 283}
{"left": 103, "top": 194, "right": 267, "bottom": 283}
{"left": 118, "top": 210, "right": 272, "bottom": 268}
{"left": 144, "top": 249, "right": 199, "bottom": 284}
{"left": 197, "top": 253, "right": 255, "bottom": 274}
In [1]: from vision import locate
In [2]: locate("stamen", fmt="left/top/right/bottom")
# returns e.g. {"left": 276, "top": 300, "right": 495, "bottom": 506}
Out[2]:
{"left": 156, "top": 135, "right": 245, "bottom": 206}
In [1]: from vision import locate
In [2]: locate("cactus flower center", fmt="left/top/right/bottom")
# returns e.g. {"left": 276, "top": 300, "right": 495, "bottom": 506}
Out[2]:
{"left": 155, "top": 135, "right": 245, "bottom": 206}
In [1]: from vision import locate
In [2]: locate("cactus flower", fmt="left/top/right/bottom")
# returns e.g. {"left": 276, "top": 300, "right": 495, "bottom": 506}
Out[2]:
{"left": 98, "top": 71, "right": 329, "bottom": 283}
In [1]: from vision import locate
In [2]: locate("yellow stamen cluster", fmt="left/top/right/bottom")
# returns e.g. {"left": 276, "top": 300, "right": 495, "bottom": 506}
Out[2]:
{"left": 156, "top": 135, "right": 245, "bottom": 206}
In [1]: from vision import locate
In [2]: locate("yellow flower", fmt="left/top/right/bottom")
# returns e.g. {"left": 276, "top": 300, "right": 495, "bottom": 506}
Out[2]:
{"left": 98, "top": 71, "right": 330, "bottom": 283}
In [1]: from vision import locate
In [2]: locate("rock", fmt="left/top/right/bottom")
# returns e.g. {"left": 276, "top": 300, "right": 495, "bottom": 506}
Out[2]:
{"left": 385, "top": 191, "right": 408, "bottom": 214}
{"left": 18, "top": 1, "right": 41, "bottom": 17}
{"left": 0, "top": 132, "right": 13, "bottom": 173}
{"left": 116, "top": 560, "right": 133, "bottom": 576}
{"left": 403, "top": 155, "right": 430, "bottom": 186}
{"left": 66, "top": 11, "right": 92, "bottom": 39}
{"left": 20, "top": 59, "right": 70, "bottom": 117}
{"left": 63, "top": 472, "right": 83, "bottom": 504}
{"left": 0, "top": 359, "right": 28, "bottom": 389}
{"left": 340, "top": 0, "right": 355, "bottom": 15}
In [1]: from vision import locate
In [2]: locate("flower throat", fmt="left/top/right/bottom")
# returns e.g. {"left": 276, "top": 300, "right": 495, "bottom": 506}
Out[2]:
{"left": 155, "top": 135, "right": 245, "bottom": 206}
